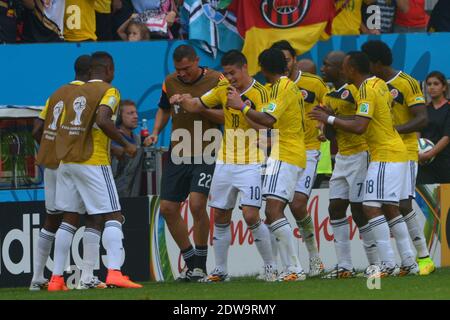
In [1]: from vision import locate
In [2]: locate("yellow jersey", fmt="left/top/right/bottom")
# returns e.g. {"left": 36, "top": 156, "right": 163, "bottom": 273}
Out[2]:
{"left": 62, "top": 83, "right": 120, "bottom": 165}
{"left": 264, "top": 77, "right": 306, "bottom": 168}
{"left": 386, "top": 71, "right": 426, "bottom": 161}
{"left": 323, "top": 83, "right": 368, "bottom": 156}
{"left": 355, "top": 77, "right": 408, "bottom": 163}
{"left": 95, "top": 0, "right": 111, "bottom": 14}
{"left": 332, "top": 0, "right": 364, "bottom": 35}
{"left": 200, "top": 78, "right": 269, "bottom": 164}
{"left": 293, "top": 71, "right": 329, "bottom": 150}
{"left": 64, "top": 0, "right": 97, "bottom": 41}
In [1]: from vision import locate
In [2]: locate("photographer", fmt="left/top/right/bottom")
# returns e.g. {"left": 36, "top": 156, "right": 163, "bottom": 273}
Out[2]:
{"left": 111, "top": 100, "right": 145, "bottom": 197}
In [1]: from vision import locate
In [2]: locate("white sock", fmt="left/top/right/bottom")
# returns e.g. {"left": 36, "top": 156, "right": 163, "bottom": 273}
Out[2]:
{"left": 359, "top": 223, "right": 380, "bottom": 265}
{"left": 368, "top": 216, "right": 396, "bottom": 268}
{"left": 249, "top": 220, "right": 274, "bottom": 266}
{"left": 53, "top": 223, "right": 76, "bottom": 276}
{"left": 296, "top": 216, "right": 319, "bottom": 259}
{"left": 270, "top": 218, "right": 303, "bottom": 272}
{"left": 32, "top": 229, "right": 55, "bottom": 282}
{"left": 388, "top": 215, "right": 416, "bottom": 267}
{"left": 102, "top": 220, "right": 124, "bottom": 270}
{"left": 81, "top": 228, "right": 101, "bottom": 283}
{"left": 212, "top": 223, "right": 231, "bottom": 274}
{"left": 404, "top": 210, "right": 430, "bottom": 258}
{"left": 330, "top": 217, "right": 352, "bottom": 270}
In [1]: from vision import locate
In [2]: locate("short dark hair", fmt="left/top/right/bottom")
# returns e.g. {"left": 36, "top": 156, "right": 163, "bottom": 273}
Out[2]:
{"left": 90, "top": 51, "right": 114, "bottom": 72}
{"left": 74, "top": 54, "right": 91, "bottom": 77}
{"left": 346, "top": 51, "right": 371, "bottom": 74}
{"left": 271, "top": 40, "right": 296, "bottom": 58}
{"left": 361, "top": 40, "right": 393, "bottom": 66}
{"left": 173, "top": 45, "right": 197, "bottom": 62}
{"left": 221, "top": 50, "right": 247, "bottom": 68}
{"left": 258, "top": 48, "right": 287, "bottom": 75}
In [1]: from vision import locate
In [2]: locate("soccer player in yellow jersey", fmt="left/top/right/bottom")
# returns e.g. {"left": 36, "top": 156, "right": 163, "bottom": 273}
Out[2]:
{"left": 49, "top": 52, "right": 141, "bottom": 291}
{"left": 362, "top": 40, "right": 435, "bottom": 275}
{"left": 319, "top": 51, "right": 379, "bottom": 279}
{"left": 173, "top": 50, "right": 276, "bottom": 282}
{"left": 29, "top": 55, "right": 90, "bottom": 291}
{"left": 271, "top": 40, "right": 328, "bottom": 276}
{"left": 226, "top": 48, "right": 307, "bottom": 281}
{"left": 310, "top": 51, "right": 419, "bottom": 277}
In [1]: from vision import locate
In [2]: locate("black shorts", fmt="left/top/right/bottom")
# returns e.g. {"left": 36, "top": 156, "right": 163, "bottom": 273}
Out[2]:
{"left": 160, "top": 156, "right": 215, "bottom": 202}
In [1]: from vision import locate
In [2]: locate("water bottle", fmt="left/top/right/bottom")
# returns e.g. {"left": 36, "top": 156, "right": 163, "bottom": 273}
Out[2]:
{"left": 140, "top": 118, "right": 149, "bottom": 146}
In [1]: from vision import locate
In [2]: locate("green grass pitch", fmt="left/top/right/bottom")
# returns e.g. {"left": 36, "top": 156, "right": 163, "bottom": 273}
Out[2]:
{"left": 1, "top": 267, "right": 449, "bottom": 300}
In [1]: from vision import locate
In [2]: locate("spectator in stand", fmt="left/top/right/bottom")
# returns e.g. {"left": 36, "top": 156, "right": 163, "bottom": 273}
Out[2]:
{"left": 417, "top": 71, "right": 450, "bottom": 184}
{"left": 363, "top": 0, "right": 409, "bottom": 33}
{"left": 117, "top": 13, "right": 150, "bottom": 40}
{"left": 0, "top": 0, "right": 18, "bottom": 43}
{"left": 21, "top": 0, "right": 64, "bottom": 42}
{"left": 332, "top": 0, "right": 378, "bottom": 35}
{"left": 393, "top": 0, "right": 429, "bottom": 33}
{"left": 112, "top": 0, "right": 135, "bottom": 40}
{"left": 131, "top": 0, "right": 179, "bottom": 39}
{"left": 428, "top": 0, "right": 450, "bottom": 32}
{"left": 64, "top": 0, "right": 96, "bottom": 41}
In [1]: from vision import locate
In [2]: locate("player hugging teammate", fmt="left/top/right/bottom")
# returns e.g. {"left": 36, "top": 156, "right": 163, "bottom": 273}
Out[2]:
{"left": 32, "top": 41, "right": 435, "bottom": 291}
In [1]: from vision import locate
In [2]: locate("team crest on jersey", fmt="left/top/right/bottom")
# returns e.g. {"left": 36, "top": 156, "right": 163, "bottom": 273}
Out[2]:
{"left": 201, "top": 0, "right": 227, "bottom": 24}
{"left": 301, "top": 89, "right": 308, "bottom": 99}
{"left": 260, "top": 0, "right": 310, "bottom": 28}
{"left": 341, "top": 90, "right": 349, "bottom": 100}
{"left": 390, "top": 89, "right": 399, "bottom": 99}
{"left": 359, "top": 102, "right": 369, "bottom": 114}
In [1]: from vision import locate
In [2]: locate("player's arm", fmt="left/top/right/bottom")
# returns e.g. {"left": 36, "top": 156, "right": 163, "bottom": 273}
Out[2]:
{"left": 146, "top": 84, "right": 172, "bottom": 146}
{"left": 21, "top": 0, "right": 35, "bottom": 9}
{"left": 32, "top": 99, "right": 49, "bottom": 143}
{"left": 395, "top": 104, "right": 428, "bottom": 134}
{"left": 226, "top": 87, "right": 275, "bottom": 128}
{"left": 32, "top": 119, "right": 44, "bottom": 143}
{"left": 309, "top": 106, "right": 370, "bottom": 135}
{"left": 173, "top": 94, "right": 225, "bottom": 124}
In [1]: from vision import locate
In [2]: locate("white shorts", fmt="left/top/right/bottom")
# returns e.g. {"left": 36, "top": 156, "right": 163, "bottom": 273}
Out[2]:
{"left": 295, "top": 150, "right": 321, "bottom": 197}
{"left": 209, "top": 163, "right": 263, "bottom": 210}
{"left": 55, "top": 163, "right": 121, "bottom": 215}
{"left": 400, "top": 160, "right": 418, "bottom": 200}
{"left": 329, "top": 151, "right": 369, "bottom": 203}
{"left": 262, "top": 157, "right": 303, "bottom": 203}
{"left": 44, "top": 168, "right": 62, "bottom": 214}
{"left": 363, "top": 161, "right": 408, "bottom": 207}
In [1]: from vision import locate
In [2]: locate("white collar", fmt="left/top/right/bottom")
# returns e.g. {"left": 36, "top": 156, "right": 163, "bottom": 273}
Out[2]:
{"left": 386, "top": 71, "right": 402, "bottom": 84}
{"left": 240, "top": 79, "right": 256, "bottom": 96}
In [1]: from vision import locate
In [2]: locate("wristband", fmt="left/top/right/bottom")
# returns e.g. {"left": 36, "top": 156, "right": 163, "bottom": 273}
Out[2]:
{"left": 327, "top": 116, "right": 336, "bottom": 125}
{"left": 240, "top": 103, "right": 247, "bottom": 111}
{"left": 242, "top": 105, "right": 251, "bottom": 115}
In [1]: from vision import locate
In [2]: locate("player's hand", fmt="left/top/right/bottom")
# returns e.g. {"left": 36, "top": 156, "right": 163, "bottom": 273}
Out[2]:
{"left": 317, "top": 122, "right": 327, "bottom": 142}
{"left": 309, "top": 107, "right": 329, "bottom": 123}
{"left": 124, "top": 143, "right": 138, "bottom": 158}
{"left": 144, "top": 134, "right": 158, "bottom": 146}
{"left": 169, "top": 94, "right": 183, "bottom": 105}
{"left": 226, "top": 86, "right": 243, "bottom": 110}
